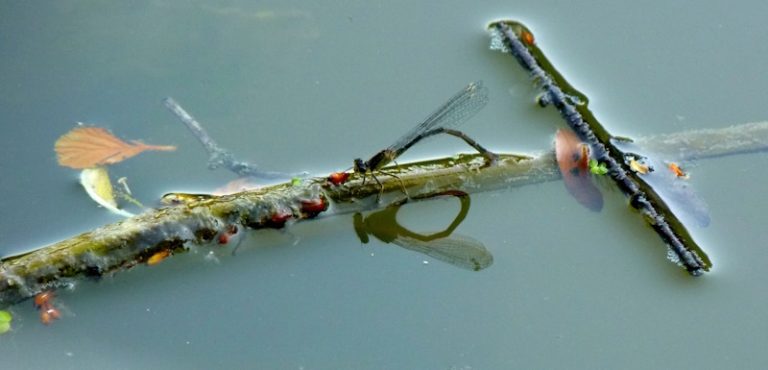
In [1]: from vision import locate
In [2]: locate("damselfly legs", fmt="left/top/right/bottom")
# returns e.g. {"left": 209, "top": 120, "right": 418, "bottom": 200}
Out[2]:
{"left": 333, "top": 81, "right": 497, "bottom": 198}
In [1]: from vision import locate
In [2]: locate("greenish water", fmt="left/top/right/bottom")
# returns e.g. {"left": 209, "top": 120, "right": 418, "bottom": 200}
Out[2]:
{"left": 1, "top": 1, "right": 768, "bottom": 369}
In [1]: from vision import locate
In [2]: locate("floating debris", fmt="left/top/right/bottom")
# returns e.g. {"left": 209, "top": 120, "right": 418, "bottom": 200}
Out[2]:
{"left": 588, "top": 159, "right": 608, "bottom": 175}
{"left": 163, "top": 97, "right": 298, "bottom": 179}
{"left": 0, "top": 310, "right": 12, "bottom": 334}
{"left": 629, "top": 158, "right": 651, "bottom": 174}
{"left": 33, "top": 291, "right": 61, "bottom": 325}
{"left": 668, "top": 162, "right": 689, "bottom": 179}
{"left": 55, "top": 126, "right": 176, "bottom": 169}
{"left": 79, "top": 167, "right": 134, "bottom": 217}
{"left": 117, "top": 177, "right": 132, "bottom": 194}
{"left": 147, "top": 250, "right": 171, "bottom": 266}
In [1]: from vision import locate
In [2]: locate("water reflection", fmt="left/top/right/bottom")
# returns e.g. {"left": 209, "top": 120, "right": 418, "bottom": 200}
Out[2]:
{"left": 353, "top": 190, "right": 493, "bottom": 271}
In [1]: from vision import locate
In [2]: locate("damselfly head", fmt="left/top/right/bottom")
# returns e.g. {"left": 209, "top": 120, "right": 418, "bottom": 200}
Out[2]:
{"left": 353, "top": 158, "right": 367, "bottom": 173}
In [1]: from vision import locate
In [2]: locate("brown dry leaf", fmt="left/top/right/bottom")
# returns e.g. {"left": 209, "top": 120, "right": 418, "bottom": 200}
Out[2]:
{"left": 54, "top": 126, "right": 176, "bottom": 169}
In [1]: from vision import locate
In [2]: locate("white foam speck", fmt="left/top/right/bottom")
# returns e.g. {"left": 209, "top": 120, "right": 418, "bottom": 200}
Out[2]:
{"left": 488, "top": 28, "right": 509, "bottom": 52}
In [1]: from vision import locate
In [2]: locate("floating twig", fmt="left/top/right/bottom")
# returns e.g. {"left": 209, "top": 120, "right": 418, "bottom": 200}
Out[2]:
{"left": 163, "top": 97, "right": 299, "bottom": 179}
{"left": 488, "top": 20, "right": 712, "bottom": 275}
{"left": 2, "top": 121, "right": 768, "bottom": 307}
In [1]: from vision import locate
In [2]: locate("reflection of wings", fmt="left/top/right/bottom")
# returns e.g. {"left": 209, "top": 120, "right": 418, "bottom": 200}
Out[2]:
{"left": 391, "top": 234, "right": 493, "bottom": 271}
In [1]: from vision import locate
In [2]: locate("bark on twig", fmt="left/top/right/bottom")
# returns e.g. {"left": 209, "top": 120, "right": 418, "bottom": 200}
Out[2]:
{"left": 489, "top": 20, "right": 713, "bottom": 275}
{"left": 1, "top": 121, "right": 767, "bottom": 308}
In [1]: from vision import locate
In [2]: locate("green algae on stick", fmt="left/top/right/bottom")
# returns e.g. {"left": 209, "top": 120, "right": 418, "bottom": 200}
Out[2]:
{"left": 488, "top": 20, "right": 711, "bottom": 275}
{"left": 0, "top": 182, "right": 329, "bottom": 307}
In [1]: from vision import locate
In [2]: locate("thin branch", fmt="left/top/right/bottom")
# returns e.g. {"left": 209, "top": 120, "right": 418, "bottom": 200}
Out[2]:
{"left": 163, "top": 97, "right": 300, "bottom": 179}
{"left": 489, "top": 20, "right": 711, "bottom": 275}
{"left": 1, "top": 121, "right": 767, "bottom": 307}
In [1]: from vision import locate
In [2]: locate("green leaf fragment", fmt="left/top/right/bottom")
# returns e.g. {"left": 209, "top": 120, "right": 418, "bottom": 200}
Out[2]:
{"left": 0, "top": 310, "right": 12, "bottom": 334}
{"left": 291, "top": 177, "right": 302, "bottom": 186}
{"left": 588, "top": 159, "right": 608, "bottom": 175}
{"left": 0, "top": 310, "right": 11, "bottom": 323}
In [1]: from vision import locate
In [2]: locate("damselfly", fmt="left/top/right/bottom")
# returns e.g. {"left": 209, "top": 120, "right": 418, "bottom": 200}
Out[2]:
{"left": 346, "top": 81, "right": 497, "bottom": 190}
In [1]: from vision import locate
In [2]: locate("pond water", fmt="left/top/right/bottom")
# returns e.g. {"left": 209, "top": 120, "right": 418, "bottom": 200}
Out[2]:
{"left": 2, "top": 1, "right": 768, "bottom": 369}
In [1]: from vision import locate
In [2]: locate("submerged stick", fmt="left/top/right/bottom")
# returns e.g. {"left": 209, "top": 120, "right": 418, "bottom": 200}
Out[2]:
{"left": 1, "top": 121, "right": 767, "bottom": 308}
{"left": 488, "top": 20, "right": 712, "bottom": 275}
{"left": 163, "top": 97, "right": 298, "bottom": 179}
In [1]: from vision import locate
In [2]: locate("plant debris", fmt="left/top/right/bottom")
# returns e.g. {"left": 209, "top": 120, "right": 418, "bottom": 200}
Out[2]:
{"left": 79, "top": 167, "right": 134, "bottom": 217}
{"left": 55, "top": 125, "right": 176, "bottom": 169}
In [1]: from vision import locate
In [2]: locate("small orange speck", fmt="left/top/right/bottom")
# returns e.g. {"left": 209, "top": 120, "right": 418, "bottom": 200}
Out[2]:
{"left": 668, "top": 162, "right": 689, "bottom": 179}
{"left": 218, "top": 224, "right": 238, "bottom": 244}
{"left": 34, "top": 292, "right": 62, "bottom": 325}
{"left": 521, "top": 30, "right": 535, "bottom": 45}
{"left": 147, "top": 250, "right": 170, "bottom": 265}
{"left": 34, "top": 291, "right": 54, "bottom": 308}
{"left": 40, "top": 306, "right": 61, "bottom": 325}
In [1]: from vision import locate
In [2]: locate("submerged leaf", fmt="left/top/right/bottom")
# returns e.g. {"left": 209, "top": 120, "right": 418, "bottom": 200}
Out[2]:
{"left": 555, "top": 129, "right": 604, "bottom": 211}
{"left": 80, "top": 167, "right": 134, "bottom": 217}
{"left": 55, "top": 126, "right": 176, "bottom": 169}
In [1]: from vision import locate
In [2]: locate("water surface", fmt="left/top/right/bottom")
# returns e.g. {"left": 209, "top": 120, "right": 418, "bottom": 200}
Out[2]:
{"left": 1, "top": 1, "right": 767, "bottom": 369}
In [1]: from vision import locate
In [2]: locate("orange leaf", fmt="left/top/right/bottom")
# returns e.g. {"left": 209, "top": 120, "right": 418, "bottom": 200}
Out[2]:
{"left": 54, "top": 126, "right": 176, "bottom": 169}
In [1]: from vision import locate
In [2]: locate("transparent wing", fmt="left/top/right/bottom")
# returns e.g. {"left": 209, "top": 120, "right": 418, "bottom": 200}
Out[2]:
{"left": 391, "top": 234, "right": 493, "bottom": 271}
{"left": 386, "top": 81, "right": 489, "bottom": 152}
